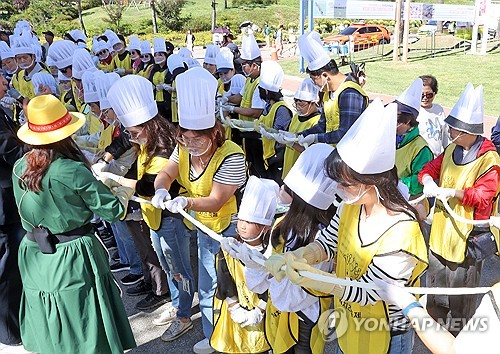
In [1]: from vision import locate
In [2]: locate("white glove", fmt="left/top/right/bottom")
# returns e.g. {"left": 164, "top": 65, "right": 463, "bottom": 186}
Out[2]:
{"left": 373, "top": 278, "right": 416, "bottom": 310}
{"left": 274, "top": 130, "right": 297, "bottom": 146}
{"left": 162, "top": 83, "right": 174, "bottom": 92}
{"left": 91, "top": 160, "right": 108, "bottom": 175}
{"left": 490, "top": 216, "right": 500, "bottom": 230}
{"left": 228, "top": 303, "right": 248, "bottom": 324}
{"left": 0, "top": 97, "right": 15, "bottom": 110}
{"left": 221, "top": 104, "right": 235, "bottom": 113}
{"left": 216, "top": 96, "right": 229, "bottom": 106}
{"left": 165, "top": 196, "right": 188, "bottom": 213}
{"left": 114, "top": 68, "right": 126, "bottom": 75}
{"left": 422, "top": 175, "right": 439, "bottom": 197}
{"left": 151, "top": 188, "right": 171, "bottom": 209}
{"left": 96, "top": 171, "right": 122, "bottom": 184}
{"left": 238, "top": 244, "right": 267, "bottom": 270}
{"left": 259, "top": 126, "right": 276, "bottom": 140}
{"left": 435, "top": 187, "right": 456, "bottom": 199}
{"left": 220, "top": 237, "right": 242, "bottom": 258}
{"left": 155, "top": 84, "right": 164, "bottom": 91}
{"left": 298, "top": 134, "right": 317, "bottom": 147}
{"left": 240, "top": 307, "right": 264, "bottom": 327}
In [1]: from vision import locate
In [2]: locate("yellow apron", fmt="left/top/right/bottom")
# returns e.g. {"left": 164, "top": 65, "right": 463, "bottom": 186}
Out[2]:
{"left": 97, "top": 124, "right": 115, "bottom": 151}
{"left": 430, "top": 144, "right": 500, "bottom": 263}
{"left": 16, "top": 68, "right": 50, "bottom": 99}
{"left": 136, "top": 64, "right": 153, "bottom": 78}
{"left": 79, "top": 103, "right": 101, "bottom": 135}
{"left": 258, "top": 101, "right": 290, "bottom": 167}
{"left": 170, "top": 80, "right": 178, "bottom": 123}
{"left": 176, "top": 141, "right": 243, "bottom": 233}
{"left": 211, "top": 250, "right": 270, "bottom": 353}
{"left": 152, "top": 69, "right": 167, "bottom": 102}
{"left": 239, "top": 77, "right": 260, "bottom": 121}
{"left": 335, "top": 204, "right": 428, "bottom": 354}
{"left": 97, "top": 60, "right": 115, "bottom": 73}
{"left": 282, "top": 112, "right": 321, "bottom": 179}
{"left": 72, "top": 80, "right": 83, "bottom": 112}
{"left": 324, "top": 81, "right": 368, "bottom": 135}
{"left": 112, "top": 52, "right": 132, "bottom": 70}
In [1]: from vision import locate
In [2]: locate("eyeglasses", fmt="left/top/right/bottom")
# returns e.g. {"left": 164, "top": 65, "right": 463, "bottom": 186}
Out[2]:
{"left": 124, "top": 127, "right": 144, "bottom": 140}
{"left": 421, "top": 92, "right": 435, "bottom": 99}
{"left": 140, "top": 55, "right": 150, "bottom": 59}
{"left": 176, "top": 134, "right": 206, "bottom": 148}
{"left": 60, "top": 65, "right": 72, "bottom": 74}
{"left": 292, "top": 99, "right": 311, "bottom": 111}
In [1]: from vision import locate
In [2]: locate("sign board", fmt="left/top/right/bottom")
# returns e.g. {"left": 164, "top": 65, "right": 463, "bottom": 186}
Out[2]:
{"left": 313, "top": 0, "right": 347, "bottom": 18}
{"left": 346, "top": 1, "right": 396, "bottom": 20}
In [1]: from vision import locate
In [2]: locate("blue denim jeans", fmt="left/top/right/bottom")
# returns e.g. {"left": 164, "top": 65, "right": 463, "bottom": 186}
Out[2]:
{"left": 150, "top": 216, "right": 194, "bottom": 319}
{"left": 334, "top": 328, "right": 415, "bottom": 354}
{"left": 197, "top": 222, "right": 237, "bottom": 339}
{"left": 111, "top": 220, "right": 142, "bottom": 275}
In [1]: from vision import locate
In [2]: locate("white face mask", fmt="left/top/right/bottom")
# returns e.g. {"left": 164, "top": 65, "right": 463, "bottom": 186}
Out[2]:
{"left": 141, "top": 57, "right": 150, "bottom": 63}
{"left": 154, "top": 57, "right": 165, "bottom": 65}
{"left": 221, "top": 76, "right": 231, "bottom": 84}
{"left": 130, "top": 54, "right": 139, "bottom": 61}
{"left": 5, "top": 65, "right": 18, "bottom": 75}
{"left": 186, "top": 139, "right": 212, "bottom": 157}
{"left": 18, "top": 59, "right": 34, "bottom": 70}
{"left": 449, "top": 132, "right": 463, "bottom": 144}
{"left": 336, "top": 185, "right": 370, "bottom": 205}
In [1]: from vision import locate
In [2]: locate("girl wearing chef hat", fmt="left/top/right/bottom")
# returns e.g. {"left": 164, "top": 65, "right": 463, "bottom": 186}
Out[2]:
{"left": 266, "top": 99, "right": 428, "bottom": 354}
{"left": 152, "top": 67, "right": 247, "bottom": 354}
{"left": 108, "top": 32, "right": 133, "bottom": 76}
{"left": 213, "top": 176, "right": 277, "bottom": 353}
{"left": 149, "top": 37, "right": 176, "bottom": 122}
{"left": 136, "top": 40, "right": 154, "bottom": 78}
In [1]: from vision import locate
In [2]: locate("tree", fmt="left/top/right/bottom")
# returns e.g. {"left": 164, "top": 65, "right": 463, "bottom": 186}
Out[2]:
{"left": 211, "top": 0, "right": 216, "bottom": 31}
{"left": 155, "top": 0, "right": 189, "bottom": 31}
{"left": 102, "top": 0, "right": 126, "bottom": 33}
{"left": 77, "top": 0, "right": 86, "bottom": 36}
{"left": 0, "top": 1, "right": 19, "bottom": 27}
{"left": 150, "top": 0, "right": 157, "bottom": 34}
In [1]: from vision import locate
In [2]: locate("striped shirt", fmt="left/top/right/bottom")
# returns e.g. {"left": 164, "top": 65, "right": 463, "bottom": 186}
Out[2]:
{"left": 170, "top": 145, "right": 246, "bottom": 187}
{"left": 316, "top": 204, "right": 418, "bottom": 332}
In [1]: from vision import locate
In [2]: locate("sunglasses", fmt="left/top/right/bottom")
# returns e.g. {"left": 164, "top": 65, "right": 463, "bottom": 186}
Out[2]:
{"left": 421, "top": 92, "right": 435, "bottom": 99}
{"left": 60, "top": 65, "right": 72, "bottom": 74}
{"left": 140, "top": 55, "right": 150, "bottom": 59}
{"left": 97, "top": 50, "right": 108, "bottom": 57}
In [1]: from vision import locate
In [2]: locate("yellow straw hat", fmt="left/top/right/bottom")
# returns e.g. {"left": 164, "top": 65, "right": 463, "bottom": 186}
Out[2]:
{"left": 17, "top": 95, "right": 86, "bottom": 145}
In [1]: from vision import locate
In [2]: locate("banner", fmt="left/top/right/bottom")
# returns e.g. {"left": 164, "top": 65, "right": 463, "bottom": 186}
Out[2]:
{"left": 346, "top": 1, "right": 396, "bottom": 20}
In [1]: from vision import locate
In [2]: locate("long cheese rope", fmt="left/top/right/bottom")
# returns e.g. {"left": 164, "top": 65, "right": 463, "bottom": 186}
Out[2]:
{"left": 130, "top": 196, "right": 494, "bottom": 295}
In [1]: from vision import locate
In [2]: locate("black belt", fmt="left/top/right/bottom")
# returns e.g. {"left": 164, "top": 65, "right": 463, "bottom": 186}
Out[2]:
{"left": 26, "top": 224, "right": 93, "bottom": 254}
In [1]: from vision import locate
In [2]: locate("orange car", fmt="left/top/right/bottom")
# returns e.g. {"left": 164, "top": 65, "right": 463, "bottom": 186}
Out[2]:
{"left": 324, "top": 24, "right": 391, "bottom": 51}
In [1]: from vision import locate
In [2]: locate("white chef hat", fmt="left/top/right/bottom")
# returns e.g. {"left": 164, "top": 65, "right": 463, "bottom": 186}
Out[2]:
{"left": 105, "top": 30, "right": 122, "bottom": 48}
{"left": 283, "top": 143, "right": 338, "bottom": 210}
{"left": 32, "top": 72, "right": 57, "bottom": 96}
{"left": 337, "top": 98, "right": 397, "bottom": 174}
{"left": 153, "top": 37, "right": 167, "bottom": 53}
{"left": 128, "top": 35, "right": 141, "bottom": 51}
{"left": 395, "top": 78, "right": 423, "bottom": 117}
{"left": 140, "top": 40, "right": 152, "bottom": 55}
{"left": 176, "top": 67, "right": 217, "bottom": 130}
{"left": 92, "top": 38, "right": 109, "bottom": 55}
{"left": 204, "top": 44, "right": 219, "bottom": 65}
{"left": 187, "top": 57, "right": 201, "bottom": 69}
{"left": 298, "top": 31, "right": 331, "bottom": 71}
{"left": 167, "top": 54, "right": 185, "bottom": 74}
{"left": 445, "top": 83, "right": 484, "bottom": 135}
{"left": 95, "top": 72, "right": 120, "bottom": 110}
{"left": 16, "top": 20, "right": 31, "bottom": 31}
{"left": 0, "top": 41, "right": 14, "bottom": 60}
{"left": 215, "top": 49, "right": 234, "bottom": 72}
{"left": 47, "top": 40, "right": 77, "bottom": 69}
{"left": 178, "top": 47, "right": 192, "bottom": 61}
{"left": 82, "top": 70, "right": 104, "bottom": 103}
{"left": 107, "top": 75, "right": 158, "bottom": 127}
{"left": 58, "top": 71, "right": 70, "bottom": 82}
{"left": 259, "top": 61, "right": 284, "bottom": 93}
{"left": 11, "top": 29, "right": 34, "bottom": 56}
{"left": 72, "top": 48, "right": 97, "bottom": 79}
{"left": 239, "top": 33, "right": 261, "bottom": 61}
{"left": 294, "top": 78, "right": 319, "bottom": 102}
{"left": 69, "top": 29, "right": 87, "bottom": 43}
{"left": 238, "top": 176, "right": 280, "bottom": 226}
{"left": 31, "top": 35, "right": 42, "bottom": 62}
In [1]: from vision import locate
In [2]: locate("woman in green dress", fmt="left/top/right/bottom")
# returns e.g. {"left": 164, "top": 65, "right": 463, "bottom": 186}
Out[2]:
{"left": 12, "top": 94, "right": 136, "bottom": 354}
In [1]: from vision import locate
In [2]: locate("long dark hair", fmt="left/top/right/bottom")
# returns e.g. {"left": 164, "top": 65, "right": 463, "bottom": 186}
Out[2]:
{"left": 139, "top": 114, "right": 176, "bottom": 165}
{"left": 19, "top": 137, "right": 90, "bottom": 192}
{"left": 271, "top": 189, "right": 337, "bottom": 251}
{"left": 324, "top": 149, "right": 421, "bottom": 225}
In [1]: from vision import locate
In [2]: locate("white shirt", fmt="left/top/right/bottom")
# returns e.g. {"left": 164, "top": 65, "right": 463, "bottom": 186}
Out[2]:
{"left": 417, "top": 103, "right": 448, "bottom": 157}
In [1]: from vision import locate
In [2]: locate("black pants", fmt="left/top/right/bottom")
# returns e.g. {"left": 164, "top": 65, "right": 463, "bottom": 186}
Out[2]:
{"left": 125, "top": 220, "right": 169, "bottom": 296}
{"left": 243, "top": 136, "right": 267, "bottom": 178}
{"left": 0, "top": 223, "right": 24, "bottom": 345}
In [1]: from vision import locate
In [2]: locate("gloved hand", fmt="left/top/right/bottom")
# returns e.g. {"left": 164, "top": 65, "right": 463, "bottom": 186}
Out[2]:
{"left": 259, "top": 126, "right": 276, "bottom": 140}
{"left": 221, "top": 104, "right": 235, "bottom": 113}
{"left": 114, "top": 68, "right": 126, "bottom": 75}
{"left": 0, "top": 96, "right": 16, "bottom": 110}
{"left": 151, "top": 188, "right": 171, "bottom": 209}
{"left": 285, "top": 257, "right": 344, "bottom": 296}
{"left": 240, "top": 307, "right": 264, "bottom": 327}
{"left": 422, "top": 175, "right": 439, "bottom": 197}
{"left": 216, "top": 95, "right": 229, "bottom": 106}
{"left": 96, "top": 171, "right": 122, "bottom": 184}
{"left": 162, "top": 83, "right": 174, "bottom": 92}
{"left": 228, "top": 303, "right": 248, "bottom": 324}
{"left": 111, "top": 186, "right": 134, "bottom": 220}
{"left": 238, "top": 244, "right": 267, "bottom": 270}
{"left": 220, "top": 237, "right": 242, "bottom": 258}
{"left": 102, "top": 178, "right": 122, "bottom": 189}
{"left": 274, "top": 130, "right": 297, "bottom": 146}
{"left": 298, "top": 134, "right": 317, "bottom": 147}
{"left": 91, "top": 160, "right": 108, "bottom": 175}
{"left": 264, "top": 253, "right": 288, "bottom": 280}
{"left": 435, "top": 187, "right": 456, "bottom": 199}
{"left": 372, "top": 277, "right": 416, "bottom": 310}
{"left": 165, "top": 196, "right": 188, "bottom": 213}
{"left": 490, "top": 216, "right": 500, "bottom": 230}
{"left": 265, "top": 243, "right": 326, "bottom": 280}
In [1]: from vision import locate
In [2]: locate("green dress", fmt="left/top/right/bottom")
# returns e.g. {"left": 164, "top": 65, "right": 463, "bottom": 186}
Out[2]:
{"left": 12, "top": 155, "right": 136, "bottom": 354}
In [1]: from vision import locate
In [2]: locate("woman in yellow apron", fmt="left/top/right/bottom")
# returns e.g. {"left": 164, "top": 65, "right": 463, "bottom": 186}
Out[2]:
{"left": 266, "top": 100, "right": 428, "bottom": 354}
{"left": 136, "top": 40, "right": 154, "bottom": 78}
{"left": 93, "top": 38, "right": 115, "bottom": 73}
{"left": 152, "top": 67, "right": 247, "bottom": 354}
{"left": 166, "top": 54, "right": 187, "bottom": 125}
{"left": 149, "top": 37, "right": 174, "bottom": 122}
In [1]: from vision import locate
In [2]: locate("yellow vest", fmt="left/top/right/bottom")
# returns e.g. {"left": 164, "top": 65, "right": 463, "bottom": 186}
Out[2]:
{"left": 176, "top": 141, "right": 242, "bottom": 233}
{"left": 258, "top": 101, "right": 290, "bottom": 167}
{"left": 72, "top": 80, "right": 83, "bottom": 112}
{"left": 113, "top": 52, "right": 132, "bottom": 70}
{"left": 335, "top": 204, "right": 428, "bottom": 354}
{"left": 211, "top": 250, "right": 270, "bottom": 353}
{"left": 79, "top": 103, "right": 101, "bottom": 135}
{"left": 171, "top": 80, "right": 178, "bottom": 123}
{"left": 97, "top": 60, "right": 115, "bottom": 73}
{"left": 239, "top": 77, "right": 260, "bottom": 121}
{"left": 282, "top": 112, "right": 321, "bottom": 179}
{"left": 97, "top": 124, "right": 115, "bottom": 150}
{"left": 136, "top": 64, "right": 153, "bottom": 78}
{"left": 396, "top": 134, "right": 429, "bottom": 181}
{"left": 217, "top": 78, "right": 224, "bottom": 95}
{"left": 11, "top": 73, "right": 20, "bottom": 93}
{"left": 265, "top": 240, "right": 332, "bottom": 354}
{"left": 137, "top": 145, "right": 168, "bottom": 230}
{"left": 324, "top": 81, "right": 368, "bottom": 134}
{"left": 152, "top": 69, "right": 167, "bottom": 102}
{"left": 430, "top": 144, "right": 500, "bottom": 263}
{"left": 16, "top": 68, "right": 49, "bottom": 99}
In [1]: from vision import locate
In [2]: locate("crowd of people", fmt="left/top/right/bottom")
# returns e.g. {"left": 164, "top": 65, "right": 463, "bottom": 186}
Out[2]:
{"left": 0, "top": 19, "right": 499, "bottom": 354}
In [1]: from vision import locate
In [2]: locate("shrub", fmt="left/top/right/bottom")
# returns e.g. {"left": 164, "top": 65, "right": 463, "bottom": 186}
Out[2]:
{"left": 156, "top": 0, "right": 190, "bottom": 32}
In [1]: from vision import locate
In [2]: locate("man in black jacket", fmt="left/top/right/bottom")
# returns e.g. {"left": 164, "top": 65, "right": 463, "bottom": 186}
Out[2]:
{"left": 0, "top": 73, "right": 25, "bottom": 348}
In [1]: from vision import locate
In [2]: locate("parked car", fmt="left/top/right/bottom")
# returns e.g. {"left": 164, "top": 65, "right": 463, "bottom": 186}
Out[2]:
{"left": 323, "top": 23, "right": 391, "bottom": 51}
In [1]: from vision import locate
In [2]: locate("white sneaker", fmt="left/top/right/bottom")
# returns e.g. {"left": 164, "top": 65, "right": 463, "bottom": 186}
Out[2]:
{"left": 193, "top": 338, "right": 214, "bottom": 354}
{"left": 152, "top": 306, "right": 178, "bottom": 326}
